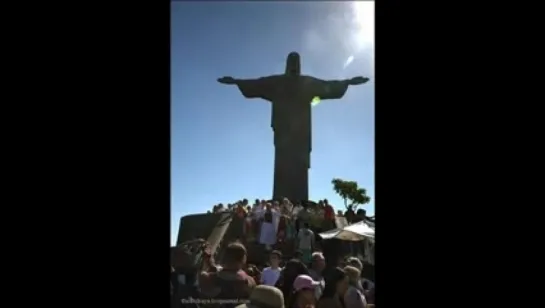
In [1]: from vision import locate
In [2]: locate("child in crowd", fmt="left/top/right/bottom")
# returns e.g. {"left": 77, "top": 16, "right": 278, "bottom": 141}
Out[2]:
{"left": 260, "top": 250, "right": 283, "bottom": 286}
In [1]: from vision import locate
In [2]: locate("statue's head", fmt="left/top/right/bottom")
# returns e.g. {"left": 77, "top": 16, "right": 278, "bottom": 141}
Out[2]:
{"left": 285, "top": 52, "right": 301, "bottom": 76}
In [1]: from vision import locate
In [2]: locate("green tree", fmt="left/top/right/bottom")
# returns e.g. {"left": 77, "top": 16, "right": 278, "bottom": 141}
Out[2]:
{"left": 331, "top": 178, "right": 371, "bottom": 210}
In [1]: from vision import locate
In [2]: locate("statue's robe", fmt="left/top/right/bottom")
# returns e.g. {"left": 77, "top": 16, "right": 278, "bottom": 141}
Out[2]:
{"left": 235, "top": 75, "right": 349, "bottom": 202}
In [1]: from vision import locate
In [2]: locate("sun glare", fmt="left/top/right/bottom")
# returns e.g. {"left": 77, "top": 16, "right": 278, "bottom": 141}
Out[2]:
{"left": 352, "top": 2, "right": 375, "bottom": 49}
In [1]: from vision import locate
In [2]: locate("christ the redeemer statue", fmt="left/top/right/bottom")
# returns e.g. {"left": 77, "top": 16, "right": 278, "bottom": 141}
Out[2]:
{"left": 218, "top": 52, "right": 369, "bottom": 203}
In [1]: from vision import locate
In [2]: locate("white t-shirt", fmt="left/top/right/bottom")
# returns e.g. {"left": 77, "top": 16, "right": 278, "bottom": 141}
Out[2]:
{"left": 297, "top": 228, "right": 314, "bottom": 250}
{"left": 260, "top": 267, "right": 281, "bottom": 286}
{"left": 292, "top": 205, "right": 303, "bottom": 216}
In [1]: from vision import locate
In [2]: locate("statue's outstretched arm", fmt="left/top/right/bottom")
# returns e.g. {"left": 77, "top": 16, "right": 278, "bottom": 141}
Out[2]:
{"left": 218, "top": 76, "right": 278, "bottom": 101}
{"left": 307, "top": 77, "right": 350, "bottom": 100}
{"left": 307, "top": 76, "right": 370, "bottom": 100}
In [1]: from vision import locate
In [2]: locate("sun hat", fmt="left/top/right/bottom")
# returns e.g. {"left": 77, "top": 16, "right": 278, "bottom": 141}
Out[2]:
{"left": 293, "top": 274, "right": 321, "bottom": 292}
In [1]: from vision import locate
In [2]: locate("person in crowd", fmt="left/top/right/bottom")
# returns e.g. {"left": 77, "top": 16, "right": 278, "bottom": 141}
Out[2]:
{"left": 346, "top": 257, "right": 374, "bottom": 293}
{"left": 172, "top": 240, "right": 211, "bottom": 305}
{"left": 275, "top": 259, "right": 310, "bottom": 305}
{"left": 364, "top": 287, "right": 375, "bottom": 306}
{"left": 293, "top": 203, "right": 304, "bottom": 233}
{"left": 245, "top": 205, "right": 255, "bottom": 241}
{"left": 202, "top": 245, "right": 222, "bottom": 273}
{"left": 233, "top": 203, "right": 247, "bottom": 237}
{"left": 293, "top": 250, "right": 303, "bottom": 262}
{"left": 336, "top": 256, "right": 346, "bottom": 268}
{"left": 292, "top": 202, "right": 303, "bottom": 214}
{"left": 235, "top": 285, "right": 285, "bottom": 308}
{"left": 261, "top": 250, "right": 283, "bottom": 286}
{"left": 310, "top": 203, "right": 324, "bottom": 231}
{"left": 246, "top": 264, "right": 262, "bottom": 285}
{"left": 344, "top": 206, "right": 355, "bottom": 223}
{"left": 317, "top": 267, "right": 349, "bottom": 308}
{"left": 346, "top": 257, "right": 362, "bottom": 271}
{"left": 251, "top": 202, "right": 263, "bottom": 240}
{"left": 273, "top": 200, "right": 281, "bottom": 211}
{"left": 256, "top": 203, "right": 281, "bottom": 250}
{"left": 296, "top": 223, "right": 315, "bottom": 264}
{"left": 200, "top": 242, "right": 255, "bottom": 307}
{"left": 236, "top": 203, "right": 247, "bottom": 218}
{"left": 277, "top": 206, "right": 289, "bottom": 244}
{"left": 308, "top": 252, "right": 326, "bottom": 299}
{"left": 297, "top": 204, "right": 310, "bottom": 231}
{"left": 287, "top": 275, "right": 321, "bottom": 308}
{"left": 343, "top": 266, "right": 367, "bottom": 308}
{"left": 285, "top": 211, "right": 296, "bottom": 241}
{"left": 281, "top": 199, "right": 295, "bottom": 241}
{"left": 198, "top": 246, "right": 221, "bottom": 295}
{"left": 282, "top": 197, "right": 293, "bottom": 213}
{"left": 323, "top": 200, "right": 335, "bottom": 230}
{"left": 355, "top": 209, "right": 366, "bottom": 223}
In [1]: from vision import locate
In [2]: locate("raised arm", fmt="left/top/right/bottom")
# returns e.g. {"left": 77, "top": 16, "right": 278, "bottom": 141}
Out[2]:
{"left": 306, "top": 76, "right": 370, "bottom": 100}
{"left": 218, "top": 75, "right": 279, "bottom": 101}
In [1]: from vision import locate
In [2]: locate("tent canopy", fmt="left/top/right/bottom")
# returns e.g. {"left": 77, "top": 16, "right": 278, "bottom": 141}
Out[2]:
{"left": 319, "top": 220, "right": 375, "bottom": 242}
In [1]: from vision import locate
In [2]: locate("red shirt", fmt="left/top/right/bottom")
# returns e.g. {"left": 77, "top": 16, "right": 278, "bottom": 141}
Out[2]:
{"left": 236, "top": 207, "right": 246, "bottom": 218}
{"left": 324, "top": 205, "right": 335, "bottom": 220}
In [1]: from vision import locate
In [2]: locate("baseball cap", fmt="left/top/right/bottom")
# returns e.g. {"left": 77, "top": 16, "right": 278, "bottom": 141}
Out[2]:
{"left": 293, "top": 274, "right": 320, "bottom": 292}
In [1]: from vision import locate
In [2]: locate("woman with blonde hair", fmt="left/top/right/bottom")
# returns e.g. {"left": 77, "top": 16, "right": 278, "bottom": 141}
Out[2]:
{"left": 343, "top": 266, "right": 367, "bottom": 308}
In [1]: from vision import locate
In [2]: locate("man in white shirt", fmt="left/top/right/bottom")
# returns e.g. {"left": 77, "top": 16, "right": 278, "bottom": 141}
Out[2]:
{"left": 297, "top": 222, "right": 315, "bottom": 264}
{"left": 260, "top": 250, "right": 282, "bottom": 286}
{"left": 256, "top": 203, "right": 281, "bottom": 250}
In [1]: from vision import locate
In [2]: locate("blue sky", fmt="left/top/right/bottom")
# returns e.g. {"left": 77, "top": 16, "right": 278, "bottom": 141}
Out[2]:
{"left": 171, "top": 1, "right": 374, "bottom": 245}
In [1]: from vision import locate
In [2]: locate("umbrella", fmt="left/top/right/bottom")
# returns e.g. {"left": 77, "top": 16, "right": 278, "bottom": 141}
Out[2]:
{"left": 319, "top": 220, "right": 375, "bottom": 241}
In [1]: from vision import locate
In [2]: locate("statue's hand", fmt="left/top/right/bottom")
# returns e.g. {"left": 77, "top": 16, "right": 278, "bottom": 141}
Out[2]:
{"left": 217, "top": 76, "right": 236, "bottom": 85}
{"left": 348, "top": 76, "right": 370, "bottom": 85}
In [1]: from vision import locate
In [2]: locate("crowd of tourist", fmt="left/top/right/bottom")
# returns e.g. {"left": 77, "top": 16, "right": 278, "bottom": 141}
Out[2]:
{"left": 207, "top": 197, "right": 370, "bottom": 251}
{"left": 171, "top": 241, "right": 375, "bottom": 308}
{"left": 171, "top": 197, "right": 375, "bottom": 308}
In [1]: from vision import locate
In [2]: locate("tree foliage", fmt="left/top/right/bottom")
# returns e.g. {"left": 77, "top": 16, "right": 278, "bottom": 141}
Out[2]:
{"left": 331, "top": 178, "right": 371, "bottom": 210}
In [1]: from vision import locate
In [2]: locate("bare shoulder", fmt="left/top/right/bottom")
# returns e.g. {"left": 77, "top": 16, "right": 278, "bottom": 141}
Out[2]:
{"left": 246, "top": 275, "right": 257, "bottom": 288}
